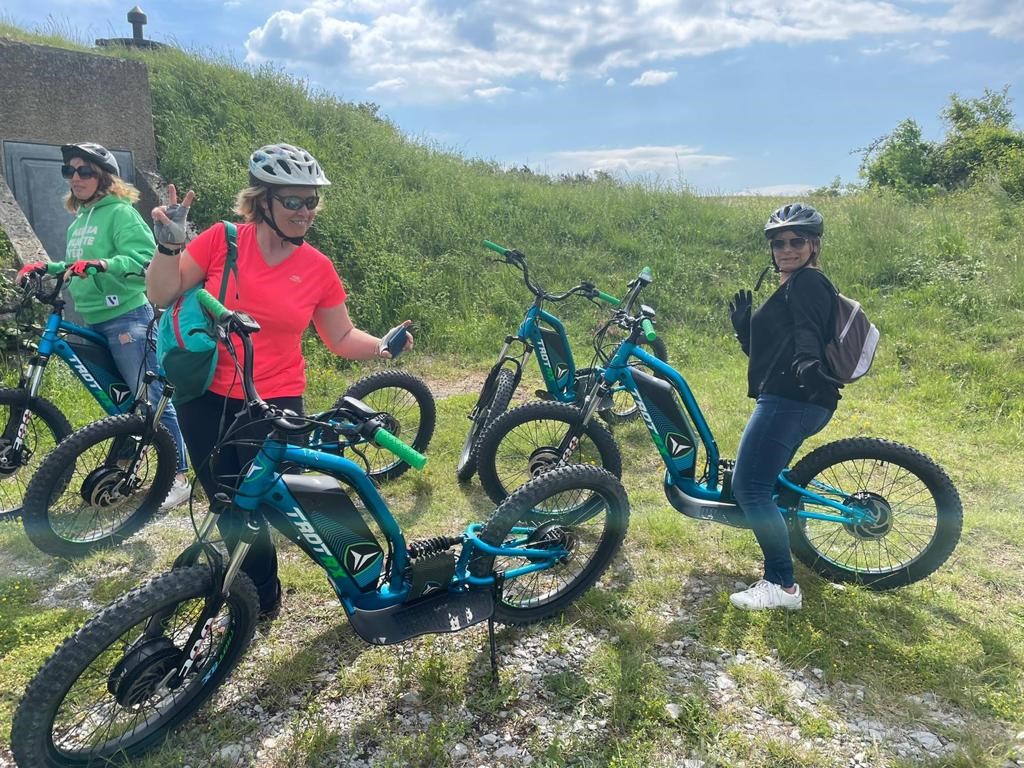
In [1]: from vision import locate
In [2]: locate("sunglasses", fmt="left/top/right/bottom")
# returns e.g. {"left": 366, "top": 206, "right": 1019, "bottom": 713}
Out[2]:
{"left": 61, "top": 164, "right": 99, "bottom": 179}
{"left": 273, "top": 193, "right": 320, "bottom": 211}
{"left": 770, "top": 237, "right": 809, "bottom": 251}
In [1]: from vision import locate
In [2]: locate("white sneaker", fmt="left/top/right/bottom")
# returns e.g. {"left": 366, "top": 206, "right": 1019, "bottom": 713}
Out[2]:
{"left": 160, "top": 474, "right": 192, "bottom": 511}
{"left": 729, "top": 579, "right": 802, "bottom": 611}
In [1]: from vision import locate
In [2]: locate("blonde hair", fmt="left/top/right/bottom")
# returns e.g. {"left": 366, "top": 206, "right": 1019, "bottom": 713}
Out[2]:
{"left": 233, "top": 185, "right": 267, "bottom": 223}
{"left": 64, "top": 166, "right": 140, "bottom": 213}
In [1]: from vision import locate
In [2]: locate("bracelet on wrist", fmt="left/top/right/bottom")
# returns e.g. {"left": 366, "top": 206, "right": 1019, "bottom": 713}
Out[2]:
{"left": 157, "top": 244, "right": 184, "bottom": 256}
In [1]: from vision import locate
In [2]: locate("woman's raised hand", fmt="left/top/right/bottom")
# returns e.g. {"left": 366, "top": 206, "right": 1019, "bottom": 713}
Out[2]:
{"left": 152, "top": 184, "right": 195, "bottom": 247}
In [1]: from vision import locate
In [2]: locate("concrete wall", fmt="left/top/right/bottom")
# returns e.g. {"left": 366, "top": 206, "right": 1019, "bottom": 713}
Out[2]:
{"left": 0, "top": 37, "right": 158, "bottom": 173}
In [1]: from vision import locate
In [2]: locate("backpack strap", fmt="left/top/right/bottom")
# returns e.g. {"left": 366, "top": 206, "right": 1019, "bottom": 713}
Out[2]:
{"left": 217, "top": 221, "right": 239, "bottom": 303}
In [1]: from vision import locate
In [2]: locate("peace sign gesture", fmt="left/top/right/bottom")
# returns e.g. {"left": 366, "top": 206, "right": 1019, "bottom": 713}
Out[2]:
{"left": 152, "top": 184, "right": 196, "bottom": 248}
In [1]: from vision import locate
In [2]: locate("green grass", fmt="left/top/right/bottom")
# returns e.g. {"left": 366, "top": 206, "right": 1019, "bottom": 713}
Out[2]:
{"left": 0, "top": 20, "right": 1023, "bottom": 767}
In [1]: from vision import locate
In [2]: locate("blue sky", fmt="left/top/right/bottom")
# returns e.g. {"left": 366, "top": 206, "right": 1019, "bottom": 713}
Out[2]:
{"left": 7, "top": 0, "right": 1024, "bottom": 194}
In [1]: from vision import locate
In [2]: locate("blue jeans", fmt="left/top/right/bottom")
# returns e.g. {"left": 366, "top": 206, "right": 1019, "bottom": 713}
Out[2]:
{"left": 90, "top": 305, "right": 189, "bottom": 473}
{"left": 732, "top": 394, "right": 832, "bottom": 588}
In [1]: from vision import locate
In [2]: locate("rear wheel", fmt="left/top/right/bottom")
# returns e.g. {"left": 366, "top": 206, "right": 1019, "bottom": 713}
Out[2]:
{"left": 469, "top": 464, "right": 629, "bottom": 625}
{"left": 456, "top": 368, "right": 517, "bottom": 483}
{"left": 784, "top": 438, "right": 963, "bottom": 590}
{"left": 0, "top": 389, "right": 72, "bottom": 521}
{"left": 11, "top": 566, "right": 258, "bottom": 767}
{"left": 476, "top": 401, "right": 622, "bottom": 505}
{"left": 21, "top": 414, "right": 177, "bottom": 557}
{"left": 338, "top": 370, "right": 436, "bottom": 482}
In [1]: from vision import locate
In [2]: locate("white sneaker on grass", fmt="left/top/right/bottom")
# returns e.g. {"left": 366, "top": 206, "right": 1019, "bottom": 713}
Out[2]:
{"left": 729, "top": 579, "right": 802, "bottom": 611}
{"left": 160, "top": 474, "right": 192, "bottom": 512}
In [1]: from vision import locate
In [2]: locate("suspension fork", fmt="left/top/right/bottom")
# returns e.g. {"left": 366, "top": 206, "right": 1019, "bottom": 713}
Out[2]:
{"left": 554, "top": 379, "right": 609, "bottom": 462}
{"left": 165, "top": 510, "right": 256, "bottom": 688}
{"left": 5, "top": 359, "right": 48, "bottom": 453}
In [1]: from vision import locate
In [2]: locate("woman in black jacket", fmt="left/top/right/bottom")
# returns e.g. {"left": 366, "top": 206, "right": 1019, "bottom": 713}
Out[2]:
{"left": 727, "top": 203, "right": 841, "bottom": 610}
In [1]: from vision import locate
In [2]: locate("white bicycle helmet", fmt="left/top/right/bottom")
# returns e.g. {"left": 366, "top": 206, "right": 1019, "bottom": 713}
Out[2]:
{"left": 61, "top": 142, "right": 120, "bottom": 176}
{"left": 249, "top": 143, "right": 331, "bottom": 187}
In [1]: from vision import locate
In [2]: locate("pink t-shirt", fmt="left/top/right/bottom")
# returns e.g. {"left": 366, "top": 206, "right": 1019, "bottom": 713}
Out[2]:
{"left": 187, "top": 222, "right": 347, "bottom": 399}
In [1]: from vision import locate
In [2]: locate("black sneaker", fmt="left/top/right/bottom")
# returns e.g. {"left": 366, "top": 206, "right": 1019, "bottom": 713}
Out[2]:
{"left": 258, "top": 582, "right": 282, "bottom": 622}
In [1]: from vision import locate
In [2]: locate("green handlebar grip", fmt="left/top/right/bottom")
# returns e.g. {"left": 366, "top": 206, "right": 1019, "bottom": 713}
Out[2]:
{"left": 641, "top": 318, "right": 657, "bottom": 342}
{"left": 483, "top": 240, "right": 510, "bottom": 256}
{"left": 373, "top": 428, "right": 428, "bottom": 470}
{"left": 197, "top": 289, "right": 231, "bottom": 320}
{"left": 45, "top": 261, "right": 67, "bottom": 274}
{"left": 640, "top": 266, "right": 653, "bottom": 281}
{"left": 596, "top": 290, "right": 621, "bottom": 306}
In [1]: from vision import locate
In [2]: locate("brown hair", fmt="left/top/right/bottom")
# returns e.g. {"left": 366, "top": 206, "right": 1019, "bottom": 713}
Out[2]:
{"left": 64, "top": 165, "right": 140, "bottom": 213}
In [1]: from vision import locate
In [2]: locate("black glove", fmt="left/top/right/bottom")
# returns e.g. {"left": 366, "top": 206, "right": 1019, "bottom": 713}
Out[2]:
{"left": 795, "top": 359, "right": 843, "bottom": 395}
{"left": 729, "top": 289, "right": 752, "bottom": 341}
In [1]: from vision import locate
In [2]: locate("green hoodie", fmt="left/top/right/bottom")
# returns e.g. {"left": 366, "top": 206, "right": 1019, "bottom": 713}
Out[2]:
{"left": 65, "top": 194, "right": 155, "bottom": 324}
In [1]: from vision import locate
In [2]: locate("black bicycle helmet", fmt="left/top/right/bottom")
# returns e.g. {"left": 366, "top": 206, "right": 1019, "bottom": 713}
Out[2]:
{"left": 61, "top": 142, "right": 119, "bottom": 176}
{"left": 764, "top": 202, "right": 823, "bottom": 238}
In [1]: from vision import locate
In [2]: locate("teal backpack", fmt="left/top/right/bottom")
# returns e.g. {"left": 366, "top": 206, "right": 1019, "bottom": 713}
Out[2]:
{"left": 156, "top": 221, "right": 238, "bottom": 404}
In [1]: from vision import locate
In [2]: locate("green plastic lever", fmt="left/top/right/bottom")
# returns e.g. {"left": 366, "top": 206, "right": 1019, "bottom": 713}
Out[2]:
{"left": 197, "top": 289, "right": 231, "bottom": 320}
{"left": 373, "top": 428, "right": 428, "bottom": 471}
{"left": 483, "top": 240, "right": 510, "bottom": 256}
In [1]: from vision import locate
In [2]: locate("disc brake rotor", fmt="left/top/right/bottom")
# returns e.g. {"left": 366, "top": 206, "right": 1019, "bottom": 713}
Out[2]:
{"left": 107, "top": 637, "right": 181, "bottom": 706}
{"left": 80, "top": 466, "right": 129, "bottom": 507}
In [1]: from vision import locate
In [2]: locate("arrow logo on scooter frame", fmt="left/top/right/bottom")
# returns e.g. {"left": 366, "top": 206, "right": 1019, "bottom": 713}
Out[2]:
{"left": 666, "top": 433, "right": 693, "bottom": 458}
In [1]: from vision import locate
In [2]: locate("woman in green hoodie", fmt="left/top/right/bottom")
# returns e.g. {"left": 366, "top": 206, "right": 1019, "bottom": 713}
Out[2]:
{"left": 58, "top": 142, "right": 191, "bottom": 509}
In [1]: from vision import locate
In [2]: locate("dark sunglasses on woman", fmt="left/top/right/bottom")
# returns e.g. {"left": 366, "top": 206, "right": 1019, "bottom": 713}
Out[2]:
{"left": 61, "top": 165, "right": 100, "bottom": 179}
{"left": 770, "top": 237, "right": 808, "bottom": 251}
{"left": 273, "top": 193, "right": 319, "bottom": 211}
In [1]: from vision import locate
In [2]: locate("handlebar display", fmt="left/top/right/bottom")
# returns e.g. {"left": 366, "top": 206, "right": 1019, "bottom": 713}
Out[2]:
{"left": 373, "top": 428, "right": 428, "bottom": 470}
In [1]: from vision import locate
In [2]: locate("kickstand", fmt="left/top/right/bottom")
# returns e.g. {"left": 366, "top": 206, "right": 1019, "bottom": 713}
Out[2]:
{"left": 488, "top": 580, "right": 500, "bottom": 688}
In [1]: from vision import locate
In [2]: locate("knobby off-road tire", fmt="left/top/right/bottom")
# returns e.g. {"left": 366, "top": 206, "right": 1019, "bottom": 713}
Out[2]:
{"left": 477, "top": 400, "right": 622, "bottom": 505}
{"left": 457, "top": 368, "right": 517, "bottom": 483}
{"left": 0, "top": 389, "right": 72, "bottom": 520}
{"left": 784, "top": 437, "right": 963, "bottom": 590}
{"left": 469, "top": 464, "right": 629, "bottom": 625}
{"left": 338, "top": 369, "right": 437, "bottom": 482}
{"left": 11, "top": 566, "right": 259, "bottom": 768}
{"left": 21, "top": 414, "right": 177, "bottom": 557}
{"left": 599, "top": 335, "right": 670, "bottom": 425}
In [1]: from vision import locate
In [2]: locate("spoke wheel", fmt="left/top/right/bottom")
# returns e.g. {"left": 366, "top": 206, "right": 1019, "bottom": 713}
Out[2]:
{"left": 785, "top": 437, "right": 962, "bottom": 590}
{"left": 337, "top": 370, "right": 436, "bottom": 482}
{"left": 21, "top": 415, "right": 177, "bottom": 557}
{"left": 469, "top": 464, "right": 629, "bottom": 625}
{"left": 599, "top": 335, "right": 670, "bottom": 424}
{"left": 457, "top": 369, "right": 517, "bottom": 483}
{"left": 0, "top": 389, "right": 72, "bottom": 521}
{"left": 11, "top": 566, "right": 258, "bottom": 767}
{"left": 476, "top": 401, "right": 622, "bottom": 506}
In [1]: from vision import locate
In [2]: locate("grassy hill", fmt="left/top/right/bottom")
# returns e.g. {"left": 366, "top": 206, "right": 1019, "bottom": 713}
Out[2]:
{"left": 1, "top": 24, "right": 1023, "bottom": 768}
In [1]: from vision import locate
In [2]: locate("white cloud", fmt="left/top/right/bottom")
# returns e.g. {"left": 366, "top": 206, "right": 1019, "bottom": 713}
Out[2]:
{"left": 472, "top": 86, "right": 514, "bottom": 99}
{"left": 860, "top": 38, "right": 950, "bottom": 63}
{"left": 367, "top": 77, "right": 407, "bottom": 92}
{"left": 243, "top": 0, "right": 1024, "bottom": 102}
{"left": 543, "top": 144, "right": 733, "bottom": 178}
{"left": 605, "top": 77, "right": 616, "bottom": 86}
{"left": 629, "top": 69, "right": 677, "bottom": 87}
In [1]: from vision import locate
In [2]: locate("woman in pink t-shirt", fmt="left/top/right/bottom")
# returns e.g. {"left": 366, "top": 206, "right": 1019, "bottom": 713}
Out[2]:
{"left": 146, "top": 143, "right": 412, "bottom": 618}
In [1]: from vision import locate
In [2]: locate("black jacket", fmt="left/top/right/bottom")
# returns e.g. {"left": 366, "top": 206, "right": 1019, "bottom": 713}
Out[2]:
{"left": 738, "top": 267, "right": 841, "bottom": 411}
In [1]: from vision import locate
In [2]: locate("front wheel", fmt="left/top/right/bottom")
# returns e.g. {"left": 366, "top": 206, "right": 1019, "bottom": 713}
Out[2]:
{"left": 0, "top": 389, "right": 73, "bottom": 521}
{"left": 337, "top": 370, "right": 436, "bottom": 482}
{"left": 21, "top": 414, "right": 178, "bottom": 557}
{"left": 11, "top": 565, "right": 259, "bottom": 767}
{"left": 470, "top": 464, "right": 629, "bottom": 625}
{"left": 476, "top": 401, "right": 622, "bottom": 505}
{"left": 784, "top": 437, "right": 963, "bottom": 590}
{"left": 456, "top": 368, "right": 517, "bottom": 483}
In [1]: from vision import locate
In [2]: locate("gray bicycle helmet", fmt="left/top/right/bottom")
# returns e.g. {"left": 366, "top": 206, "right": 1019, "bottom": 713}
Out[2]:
{"left": 764, "top": 202, "right": 823, "bottom": 238}
{"left": 61, "top": 142, "right": 119, "bottom": 176}
{"left": 249, "top": 143, "right": 331, "bottom": 187}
